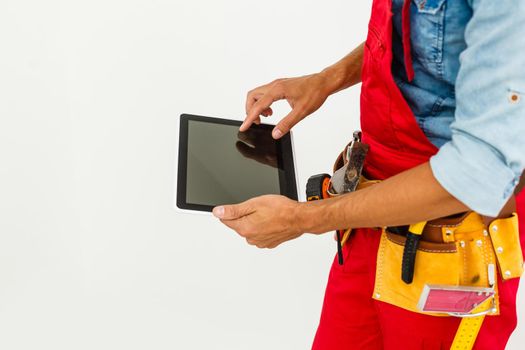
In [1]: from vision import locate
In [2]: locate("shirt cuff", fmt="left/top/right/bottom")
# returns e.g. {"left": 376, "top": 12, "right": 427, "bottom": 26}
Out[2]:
{"left": 429, "top": 133, "right": 520, "bottom": 217}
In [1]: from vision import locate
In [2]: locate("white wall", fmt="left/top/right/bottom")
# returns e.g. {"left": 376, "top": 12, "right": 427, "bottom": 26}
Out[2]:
{"left": 0, "top": 0, "right": 523, "bottom": 349}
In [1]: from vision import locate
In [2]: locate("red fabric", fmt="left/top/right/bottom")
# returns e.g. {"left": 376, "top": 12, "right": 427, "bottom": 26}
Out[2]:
{"left": 311, "top": 0, "right": 524, "bottom": 348}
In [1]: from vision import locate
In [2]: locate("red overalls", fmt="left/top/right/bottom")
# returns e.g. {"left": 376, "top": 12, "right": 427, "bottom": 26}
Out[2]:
{"left": 311, "top": 0, "right": 525, "bottom": 348}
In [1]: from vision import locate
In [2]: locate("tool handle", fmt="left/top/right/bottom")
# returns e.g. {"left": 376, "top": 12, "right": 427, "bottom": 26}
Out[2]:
{"left": 401, "top": 233, "right": 420, "bottom": 284}
{"left": 408, "top": 221, "right": 426, "bottom": 235}
{"left": 401, "top": 221, "right": 427, "bottom": 284}
{"left": 336, "top": 230, "right": 344, "bottom": 265}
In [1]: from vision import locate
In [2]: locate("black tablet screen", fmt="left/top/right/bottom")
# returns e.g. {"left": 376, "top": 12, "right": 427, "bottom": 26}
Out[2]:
{"left": 177, "top": 115, "right": 298, "bottom": 212}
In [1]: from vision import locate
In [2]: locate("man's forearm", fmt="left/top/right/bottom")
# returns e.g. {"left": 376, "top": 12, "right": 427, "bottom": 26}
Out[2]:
{"left": 318, "top": 42, "right": 365, "bottom": 96}
{"left": 298, "top": 162, "right": 471, "bottom": 234}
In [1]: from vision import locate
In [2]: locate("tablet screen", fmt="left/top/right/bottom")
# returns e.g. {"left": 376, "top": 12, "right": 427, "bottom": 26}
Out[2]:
{"left": 177, "top": 114, "right": 298, "bottom": 212}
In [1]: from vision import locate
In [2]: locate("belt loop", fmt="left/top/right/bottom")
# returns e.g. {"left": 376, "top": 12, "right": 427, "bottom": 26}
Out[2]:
{"left": 402, "top": 0, "right": 415, "bottom": 81}
{"left": 441, "top": 226, "right": 456, "bottom": 243}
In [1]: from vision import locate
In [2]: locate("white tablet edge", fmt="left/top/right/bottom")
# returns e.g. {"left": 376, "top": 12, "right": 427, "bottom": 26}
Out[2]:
{"left": 289, "top": 130, "right": 304, "bottom": 202}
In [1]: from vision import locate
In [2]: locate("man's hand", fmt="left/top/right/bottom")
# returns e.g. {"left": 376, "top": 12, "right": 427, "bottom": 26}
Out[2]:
{"left": 241, "top": 74, "right": 331, "bottom": 139}
{"left": 240, "top": 42, "right": 365, "bottom": 139}
{"left": 212, "top": 195, "right": 304, "bottom": 249}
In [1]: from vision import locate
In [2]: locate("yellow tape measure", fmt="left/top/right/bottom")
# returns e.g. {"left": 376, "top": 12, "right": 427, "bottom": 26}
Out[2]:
{"left": 450, "top": 298, "right": 493, "bottom": 350}
{"left": 451, "top": 315, "right": 485, "bottom": 350}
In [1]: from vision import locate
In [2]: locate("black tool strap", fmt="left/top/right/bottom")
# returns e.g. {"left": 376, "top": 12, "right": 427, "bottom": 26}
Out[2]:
{"left": 401, "top": 232, "right": 420, "bottom": 284}
{"left": 336, "top": 230, "right": 344, "bottom": 265}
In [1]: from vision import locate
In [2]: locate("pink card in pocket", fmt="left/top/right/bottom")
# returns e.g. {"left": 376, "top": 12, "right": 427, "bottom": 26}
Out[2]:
{"left": 417, "top": 284, "right": 495, "bottom": 314}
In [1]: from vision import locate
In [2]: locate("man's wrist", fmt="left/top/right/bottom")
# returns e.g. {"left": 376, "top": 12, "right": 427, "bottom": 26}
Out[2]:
{"left": 295, "top": 199, "right": 338, "bottom": 235}
{"left": 317, "top": 41, "right": 364, "bottom": 95}
{"left": 317, "top": 66, "right": 347, "bottom": 96}
{"left": 295, "top": 201, "right": 317, "bottom": 234}
{"left": 296, "top": 191, "right": 358, "bottom": 235}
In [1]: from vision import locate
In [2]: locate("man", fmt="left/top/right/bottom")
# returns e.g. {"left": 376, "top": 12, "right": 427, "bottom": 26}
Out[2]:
{"left": 213, "top": 0, "right": 525, "bottom": 348}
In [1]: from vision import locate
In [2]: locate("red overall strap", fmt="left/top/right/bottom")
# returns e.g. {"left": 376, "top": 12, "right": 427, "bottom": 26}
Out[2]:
{"left": 402, "top": 0, "right": 415, "bottom": 81}
{"left": 360, "top": 0, "right": 438, "bottom": 180}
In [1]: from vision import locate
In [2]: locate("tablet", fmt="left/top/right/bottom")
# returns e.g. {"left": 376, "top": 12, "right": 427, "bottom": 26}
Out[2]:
{"left": 175, "top": 114, "right": 299, "bottom": 213}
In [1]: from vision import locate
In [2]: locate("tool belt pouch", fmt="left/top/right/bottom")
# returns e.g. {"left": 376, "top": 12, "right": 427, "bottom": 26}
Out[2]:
{"left": 372, "top": 211, "right": 524, "bottom": 317}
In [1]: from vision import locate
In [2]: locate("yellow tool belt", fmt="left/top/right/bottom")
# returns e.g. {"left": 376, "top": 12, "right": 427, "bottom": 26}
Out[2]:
{"left": 347, "top": 174, "right": 524, "bottom": 315}
{"left": 372, "top": 209, "right": 522, "bottom": 314}
{"left": 337, "top": 175, "right": 523, "bottom": 349}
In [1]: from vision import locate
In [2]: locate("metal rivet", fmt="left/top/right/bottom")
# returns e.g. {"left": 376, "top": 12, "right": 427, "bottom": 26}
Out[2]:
{"left": 375, "top": 293, "right": 381, "bottom": 299}
{"left": 505, "top": 270, "right": 512, "bottom": 277}
{"left": 476, "top": 240, "right": 483, "bottom": 247}
{"left": 497, "top": 247, "right": 504, "bottom": 254}
{"left": 483, "top": 229, "right": 489, "bottom": 236}
{"left": 492, "top": 225, "right": 498, "bottom": 232}
{"left": 460, "top": 241, "right": 466, "bottom": 248}
{"left": 445, "top": 229, "right": 453, "bottom": 236}
{"left": 477, "top": 292, "right": 482, "bottom": 296}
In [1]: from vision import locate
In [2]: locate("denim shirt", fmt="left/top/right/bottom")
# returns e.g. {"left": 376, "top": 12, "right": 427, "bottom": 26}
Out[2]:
{"left": 391, "top": 0, "right": 525, "bottom": 216}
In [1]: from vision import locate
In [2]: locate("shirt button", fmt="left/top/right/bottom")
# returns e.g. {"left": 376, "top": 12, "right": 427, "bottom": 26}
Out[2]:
{"left": 509, "top": 91, "right": 521, "bottom": 104}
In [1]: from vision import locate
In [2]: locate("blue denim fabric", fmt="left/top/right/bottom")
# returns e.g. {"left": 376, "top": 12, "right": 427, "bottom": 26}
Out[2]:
{"left": 391, "top": 0, "right": 525, "bottom": 216}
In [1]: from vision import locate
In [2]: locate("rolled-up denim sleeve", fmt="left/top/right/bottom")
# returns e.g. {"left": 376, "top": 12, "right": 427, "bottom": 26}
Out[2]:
{"left": 429, "top": 0, "right": 525, "bottom": 217}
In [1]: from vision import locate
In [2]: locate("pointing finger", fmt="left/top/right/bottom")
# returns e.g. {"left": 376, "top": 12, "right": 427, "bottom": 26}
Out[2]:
{"left": 245, "top": 90, "right": 263, "bottom": 115}
{"left": 241, "top": 94, "right": 274, "bottom": 131}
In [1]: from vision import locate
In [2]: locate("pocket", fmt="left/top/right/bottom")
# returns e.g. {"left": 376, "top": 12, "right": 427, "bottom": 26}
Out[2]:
{"left": 364, "top": 25, "right": 386, "bottom": 62}
{"left": 410, "top": 0, "right": 447, "bottom": 63}
{"left": 373, "top": 230, "right": 460, "bottom": 315}
{"left": 488, "top": 213, "right": 524, "bottom": 280}
{"left": 372, "top": 226, "right": 499, "bottom": 316}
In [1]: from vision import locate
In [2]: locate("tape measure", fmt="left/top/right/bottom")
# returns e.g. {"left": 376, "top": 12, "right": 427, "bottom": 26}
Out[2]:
{"left": 306, "top": 174, "right": 331, "bottom": 201}
{"left": 451, "top": 316, "right": 485, "bottom": 350}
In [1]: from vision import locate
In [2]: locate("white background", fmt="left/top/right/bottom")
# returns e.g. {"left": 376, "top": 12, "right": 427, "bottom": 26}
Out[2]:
{"left": 0, "top": 0, "right": 523, "bottom": 349}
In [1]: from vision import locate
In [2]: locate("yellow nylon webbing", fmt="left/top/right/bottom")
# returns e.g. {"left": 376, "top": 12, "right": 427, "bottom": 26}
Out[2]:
{"left": 450, "top": 299, "right": 492, "bottom": 350}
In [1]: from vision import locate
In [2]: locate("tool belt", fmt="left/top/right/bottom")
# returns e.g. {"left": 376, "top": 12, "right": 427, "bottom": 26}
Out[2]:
{"left": 307, "top": 132, "right": 525, "bottom": 348}
{"left": 329, "top": 152, "right": 523, "bottom": 319}
{"left": 374, "top": 195, "right": 522, "bottom": 316}
{"left": 332, "top": 148, "right": 524, "bottom": 317}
